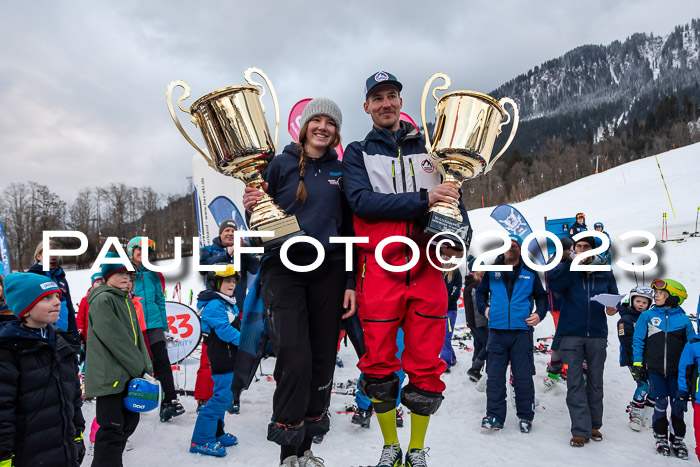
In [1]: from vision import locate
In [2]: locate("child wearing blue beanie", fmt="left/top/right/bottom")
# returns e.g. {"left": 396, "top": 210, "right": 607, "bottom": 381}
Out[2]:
{"left": 0, "top": 272, "right": 86, "bottom": 466}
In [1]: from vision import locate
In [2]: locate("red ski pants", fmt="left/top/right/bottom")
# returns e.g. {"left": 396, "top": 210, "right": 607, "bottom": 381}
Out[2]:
{"left": 194, "top": 342, "right": 214, "bottom": 401}
{"left": 694, "top": 402, "right": 700, "bottom": 461}
{"left": 357, "top": 254, "right": 447, "bottom": 393}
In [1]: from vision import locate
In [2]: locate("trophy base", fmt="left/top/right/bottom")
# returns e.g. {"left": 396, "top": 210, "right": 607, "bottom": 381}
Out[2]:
{"left": 412, "top": 211, "right": 472, "bottom": 251}
{"left": 253, "top": 215, "right": 306, "bottom": 250}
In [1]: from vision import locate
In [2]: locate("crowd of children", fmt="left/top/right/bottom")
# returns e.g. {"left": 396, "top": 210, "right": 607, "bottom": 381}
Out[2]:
{"left": 1, "top": 230, "right": 700, "bottom": 465}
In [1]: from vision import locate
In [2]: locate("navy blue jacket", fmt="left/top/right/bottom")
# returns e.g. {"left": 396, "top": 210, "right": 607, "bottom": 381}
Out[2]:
{"left": 616, "top": 303, "right": 642, "bottom": 367}
{"left": 27, "top": 264, "right": 79, "bottom": 347}
{"left": 547, "top": 259, "right": 618, "bottom": 338}
{"left": 476, "top": 256, "right": 548, "bottom": 331}
{"left": 200, "top": 236, "right": 260, "bottom": 307}
{"left": 633, "top": 305, "right": 695, "bottom": 375}
{"left": 0, "top": 322, "right": 85, "bottom": 466}
{"left": 445, "top": 269, "right": 463, "bottom": 311}
{"left": 262, "top": 143, "right": 355, "bottom": 289}
{"left": 197, "top": 290, "right": 241, "bottom": 375}
{"left": 568, "top": 222, "right": 587, "bottom": 238}
{"left": 343, "top": 122, "right": 468, "bottom": 222}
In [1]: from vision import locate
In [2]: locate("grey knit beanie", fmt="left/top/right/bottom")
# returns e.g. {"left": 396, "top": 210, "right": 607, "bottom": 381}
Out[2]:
{"left": 218, "top": 219, "right": 237, "bottom": 235}
{"left": 299, "top": 98, "right": 342, "bottom": 131}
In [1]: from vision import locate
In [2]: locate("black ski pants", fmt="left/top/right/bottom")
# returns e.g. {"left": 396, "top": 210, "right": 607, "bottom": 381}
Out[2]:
{"left": 147, "top": 328, "right": 177, "bottom": 403}
{"left": 92, "top": 390, "right": 140, "bottom": 467}
{"left": 263, "top": 258, "right": 345, "bottom": 426}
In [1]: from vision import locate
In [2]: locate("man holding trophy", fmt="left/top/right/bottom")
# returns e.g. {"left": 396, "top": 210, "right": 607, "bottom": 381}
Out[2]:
{"left": 342, "top": 71, "right": 469, "bottom": 467}
{"left": 343, "top": 69, "right": 518, "bottom": 466}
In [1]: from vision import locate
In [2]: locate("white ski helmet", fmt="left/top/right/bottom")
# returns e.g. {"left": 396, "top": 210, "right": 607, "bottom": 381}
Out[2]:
{"left": 629, "top": 285, "right": 653, "bottom": 304}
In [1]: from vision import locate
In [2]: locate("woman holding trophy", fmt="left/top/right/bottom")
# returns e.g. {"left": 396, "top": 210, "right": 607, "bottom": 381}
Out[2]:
{"left": 242, "top": 98, "right": 357, "bottom": 467}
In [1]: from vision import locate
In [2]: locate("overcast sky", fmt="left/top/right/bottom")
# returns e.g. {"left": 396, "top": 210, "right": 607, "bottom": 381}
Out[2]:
{"left": 2, "top": 0, "right": 699, "bottom": 202}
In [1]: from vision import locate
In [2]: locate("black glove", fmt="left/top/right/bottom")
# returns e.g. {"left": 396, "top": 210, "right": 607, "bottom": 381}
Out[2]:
{"left": 629, "top": 364, "right": 647, "bottom": 382}
{"left": 75, "top": 431, "right": 86, "bottom": 464}
{"left": 674, "top": 390, "right": 690, "bottom": 413}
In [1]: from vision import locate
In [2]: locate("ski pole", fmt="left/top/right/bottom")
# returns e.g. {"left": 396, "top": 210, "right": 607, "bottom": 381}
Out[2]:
{"left": 642, "top": 260, "right": 645, "bottom": 285}
{"left": 695, "top": 206, "right": 699, "bottom": 235}
{"left": 655, "top": 156, "right": 676, "bottom": 219}
{"left": 632, "top": 263, "right": 638, "bottom": 285}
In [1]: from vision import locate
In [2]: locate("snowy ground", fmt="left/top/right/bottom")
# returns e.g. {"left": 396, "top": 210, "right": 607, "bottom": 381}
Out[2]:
{"left": 68, "top": 143, "right": 700, "bottom": 466}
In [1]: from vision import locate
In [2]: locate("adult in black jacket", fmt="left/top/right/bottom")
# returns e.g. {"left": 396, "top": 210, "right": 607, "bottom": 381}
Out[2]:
{"left": 0, "top": 273, "right": 85, "bottom": 467}
{"left": 242, "top": 98, "right": 356, "bottom": 466}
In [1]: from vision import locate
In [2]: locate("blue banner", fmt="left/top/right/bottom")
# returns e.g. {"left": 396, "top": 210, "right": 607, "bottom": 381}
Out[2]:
{"left": 544, "top": 217, "right": 576, "bottom": 258}
{"left": 490, "top": 204, "right": 546, "bottom": 265}
{"left": 0, "top": 220, "right": 10, "bottom": 277}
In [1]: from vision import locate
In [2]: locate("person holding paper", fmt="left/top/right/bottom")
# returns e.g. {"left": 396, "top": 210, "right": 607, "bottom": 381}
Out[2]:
{"left": 547, "top": 235, "right": 618, "bottom": 448}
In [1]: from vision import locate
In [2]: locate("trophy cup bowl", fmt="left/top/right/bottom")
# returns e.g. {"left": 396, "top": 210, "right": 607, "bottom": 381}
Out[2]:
{"left": 416, "top": 72, "right": 520, "bottom": 250}
{"left": 166, "top": 68, "right": 304, "bottom": 248}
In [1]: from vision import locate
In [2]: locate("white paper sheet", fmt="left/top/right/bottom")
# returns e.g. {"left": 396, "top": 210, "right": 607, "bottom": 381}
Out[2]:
{"left": 591, "top": 293, "right": 626, "bottom": 307}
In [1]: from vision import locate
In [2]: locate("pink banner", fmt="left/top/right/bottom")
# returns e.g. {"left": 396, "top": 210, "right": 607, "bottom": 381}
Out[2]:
{"left": 287, "top": 98, "right": 344, "bottom": 160}
{"left": 400, "top": 112, "right": 419, "bottom": 131}
{"left": 288, "top": 98, "right": 311, "bottom": 143}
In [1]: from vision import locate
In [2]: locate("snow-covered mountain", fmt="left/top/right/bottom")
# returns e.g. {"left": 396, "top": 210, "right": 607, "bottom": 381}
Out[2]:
{"left": 492, "top": 19, "right": 700, "bottom": 150}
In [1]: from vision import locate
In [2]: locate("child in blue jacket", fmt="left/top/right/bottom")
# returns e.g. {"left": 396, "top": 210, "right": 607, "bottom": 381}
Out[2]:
{"left": 632, "top": 278, "right": 693, "bottom": 459}
{"left": 190, "top": 265, "right": 241, "bottom": 458}
{"left": 617, "top": 285, "right": 653, "bottom": 431}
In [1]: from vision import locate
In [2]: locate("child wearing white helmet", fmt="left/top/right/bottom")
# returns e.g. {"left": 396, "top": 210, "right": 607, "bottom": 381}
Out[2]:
{"left": 617, "top": 285, "right": 653, "bottom": 431}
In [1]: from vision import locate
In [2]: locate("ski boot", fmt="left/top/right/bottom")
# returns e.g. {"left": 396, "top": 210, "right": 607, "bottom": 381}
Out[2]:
{"left": 475, "top": 373, "right": 488, "bottom": 393}
{"left": 335, "top": 355, "right": 344, "bottom": 368}
{"left": 216, "top": 433, "right": 238, "bottom": 446}
{"left": 481, "top": 416, "right": 503, "bottom": 431}
{"left": 396, "top": 407, "right": 404, "bottom": 428}
{"left": 654, "top": 433, "right": 671, "bottom": 456}
{"left": 405, "top": 447, "right": 429, "bottom": 467}
{"left": 312, "top": 434, "right": 324, "bottom": 444}
{"left": 227, "top": 399, "right": 240, "bottom": 414}
{"left": 519, "top": 419, "right": 532, "bottom": 433}
{"left": 351, "top": 407, "right": 372, "bottom": 428}
{"left": 541, "top": 373, "right": 560, "bottom": 392}
{"left": 627, "top": 400, "right": 644, "bottom": 431}
{"left": 376, "top": 443, "right": 402, "bottom": 467}
{"left": 160, "top": 399, "right": 186, "bottom": 421}
{"left": 467, "top": 368, "right": 482, "bottom": 382}
{"left": 298, "top": 450, "right": 325, "bottom": 466}
{"left": 280, "top": 455, "right": 299, "bottom": 466}
{"left": 190, "top": 440, "right": 226, "bottom": 457}
{"left": 671, "top": 435, "right": 689, "bottom": 460}
{"left": 196, "top": 399, "right": 207, "bottom": 414}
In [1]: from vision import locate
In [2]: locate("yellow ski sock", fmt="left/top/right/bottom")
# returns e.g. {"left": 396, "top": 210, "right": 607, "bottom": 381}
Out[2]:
{"left": 371, "top": 399, "right": 399, "bottom": 446}
{"left": 408, "top": 413, "right": 430, "bottom": 451}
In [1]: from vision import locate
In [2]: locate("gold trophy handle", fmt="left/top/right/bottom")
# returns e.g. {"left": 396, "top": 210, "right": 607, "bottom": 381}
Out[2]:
{"left": 420, "top": 72, "right": 451, "bottom": 154}
{"left": 244, "top": 67, "right": 280, "bottom": 151}
{"left": 487, "top": 97, "right": 520, "bottom": 172}
{"left": 166, "top": 80, "right": 216, "bottom": 169}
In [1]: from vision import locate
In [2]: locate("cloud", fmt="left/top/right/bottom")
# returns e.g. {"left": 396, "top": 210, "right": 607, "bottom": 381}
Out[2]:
{"left": 2, "top": 0, "right": 699, "bottom": 202}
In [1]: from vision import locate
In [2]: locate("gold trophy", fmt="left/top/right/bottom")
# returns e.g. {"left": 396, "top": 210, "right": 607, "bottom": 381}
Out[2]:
{"left": 166, "top": 67, "right": 303, "bottom": 248}
{"left": 416, "top": 72, "right": 520, "bottom": 250}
